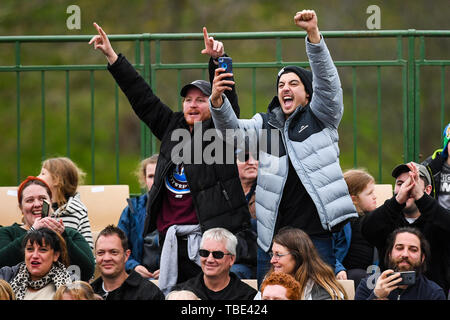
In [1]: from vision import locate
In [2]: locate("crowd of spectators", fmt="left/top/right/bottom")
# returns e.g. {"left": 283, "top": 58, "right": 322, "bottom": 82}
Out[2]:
{"left": 1, "top": 9, "right": 449, "bottom": 301}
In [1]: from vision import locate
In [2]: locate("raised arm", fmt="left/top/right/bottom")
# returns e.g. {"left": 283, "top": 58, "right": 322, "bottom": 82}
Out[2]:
{"left": 202, "top": 27, "right": 240, "bottom": 118}
{"left": 295, "top": 10, "right": 343, "bottom": 129}
{"left": 89, "top": 22, "right": 174, "bottom": 140}
{"left": 209, "top": 67, "right": 264, "bottom": 134}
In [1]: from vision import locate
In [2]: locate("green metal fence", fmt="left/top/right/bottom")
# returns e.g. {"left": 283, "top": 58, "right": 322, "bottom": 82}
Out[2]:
{"left": 0, "top": 30, "right": 448, "bottom": 188}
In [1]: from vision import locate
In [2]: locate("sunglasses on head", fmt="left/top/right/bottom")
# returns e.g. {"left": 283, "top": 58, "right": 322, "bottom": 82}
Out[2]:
{"left": 198, "top": 249, "right": 233, "bottom": 259}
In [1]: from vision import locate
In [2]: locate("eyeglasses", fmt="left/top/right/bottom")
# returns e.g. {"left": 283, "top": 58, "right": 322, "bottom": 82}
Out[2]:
{"left": 269, "top": 252, "right": 291, "bottom": 260}
{"left": 198, "top": 249, "right": 233, "bottom": 259}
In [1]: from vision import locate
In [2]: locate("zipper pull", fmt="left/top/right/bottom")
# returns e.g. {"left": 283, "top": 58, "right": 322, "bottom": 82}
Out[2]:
{"left": 219, "top": 182, "right": 230, "bottom": 201}
{"left": 222, "top": 189, "right": 230, "bottom": 201}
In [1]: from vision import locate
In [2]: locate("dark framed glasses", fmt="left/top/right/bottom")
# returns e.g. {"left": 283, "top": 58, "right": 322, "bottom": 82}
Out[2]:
{"left": 198, "top": 249, "right": 233, "bottom": 259}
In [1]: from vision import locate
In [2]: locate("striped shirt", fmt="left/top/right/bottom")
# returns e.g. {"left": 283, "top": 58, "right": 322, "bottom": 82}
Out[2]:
{"left": 53, "top": 192, "right": 94, "bottom": 249}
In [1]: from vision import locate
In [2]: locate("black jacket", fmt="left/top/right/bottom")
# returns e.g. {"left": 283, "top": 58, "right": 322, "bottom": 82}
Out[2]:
{"left": 91, "top": 270, "right": 164, "bottom": 300}
{"left": 107, "top": 55, "right": 256, "bottom": 266}
{"left": 355, "top": 273, "right": 446, "bottom": 300}
{"left": 173, "top": 271, "right": 257, "bottom": 300}
{"left": 361, "top": 194, "right": 450, "bottom": 292}
{"left": 422, "top": 150, "right": 445, "bottom": 199}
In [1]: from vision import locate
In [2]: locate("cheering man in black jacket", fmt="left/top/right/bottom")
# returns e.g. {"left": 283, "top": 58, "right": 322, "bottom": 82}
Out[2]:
{"left": 89, "top": 23, "right": 256, "bottom": 285}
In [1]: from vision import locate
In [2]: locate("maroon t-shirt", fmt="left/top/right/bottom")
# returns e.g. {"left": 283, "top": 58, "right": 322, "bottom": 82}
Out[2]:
{"left": 156, "top": 163, "right": 198, "bottom": 234}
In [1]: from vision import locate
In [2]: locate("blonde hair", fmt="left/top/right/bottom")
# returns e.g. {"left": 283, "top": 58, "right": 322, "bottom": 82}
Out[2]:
{"left": 270, "top": 228, "right": 347, "bottom": 300}
{"left": 343, "top": 168, "right": 375, "bottom": 197}
{"left": 0, "top": 280, "right": 15, "bottom": 300}
{"left": 343, "top": 168, "right": 375, "bottom": 215}
{"left": 54, "top": 281, "right": 102, "bottom": 300}
{"left": 42, "top": 157, "right": 86, "bottom": 207}
{"left": 135, "top": 154, "right": 158, "bottom": 189}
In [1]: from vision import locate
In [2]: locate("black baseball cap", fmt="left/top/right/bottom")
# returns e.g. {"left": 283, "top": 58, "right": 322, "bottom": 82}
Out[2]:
{"left": 180, "top": 80, "right": 211, "bottom": 97}
{"left": 391, "top": 162, "right": 432, "bottom": 186}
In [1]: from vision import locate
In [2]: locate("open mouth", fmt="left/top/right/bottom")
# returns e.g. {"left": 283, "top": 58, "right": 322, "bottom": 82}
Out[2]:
{"left": 30, "top": 261, "right": 41, "bottom": 267}
{"left": 282, "top": 96, "right": 294, "bottom": 108}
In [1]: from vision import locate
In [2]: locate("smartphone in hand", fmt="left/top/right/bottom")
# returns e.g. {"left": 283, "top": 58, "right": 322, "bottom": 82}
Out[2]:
{"left": 41, "top": 199, "right": 50, "bottom": 218}
{"left": 218, "top": 57, "right": 233, "bottom": 80}
{"left": 389, "top": 271, "right": 416, "bottom": 286}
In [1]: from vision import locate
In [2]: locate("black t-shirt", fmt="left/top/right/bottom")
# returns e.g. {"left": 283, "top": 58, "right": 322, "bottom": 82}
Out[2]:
{"left": 174, "top": 272, "right": 257, "bottom": 300}
{"left": 276, "top": 158, "right": 327, "bottom": 236}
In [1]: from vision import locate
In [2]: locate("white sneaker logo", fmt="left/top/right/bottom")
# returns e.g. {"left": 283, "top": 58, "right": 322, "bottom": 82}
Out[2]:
{"left": 298, "top": 125, "right": 309, "bottom": 134}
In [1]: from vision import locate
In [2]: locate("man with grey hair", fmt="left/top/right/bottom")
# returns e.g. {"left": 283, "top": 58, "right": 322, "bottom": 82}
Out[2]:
{"left": 169, "top": 228, "right": 257, "bottom": 300}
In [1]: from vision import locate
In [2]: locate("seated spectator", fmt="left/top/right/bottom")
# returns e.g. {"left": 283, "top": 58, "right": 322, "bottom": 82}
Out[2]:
{"left": 236, "top": 148, "right": 258, "bottom": 232}
{"left": 355, "top": 227, "right": 446, "bottom": 300}
{"left": 118, "top": 154, "right": 160, "bottom": 279}
{"left": 260, "top": 272, "right": 301, "bottom": 300}
{"left": 233, "top": 148, "right": 258, "bottom": 279}
{"left": 265, "top": 227, "right": 347, "bottom": 300}
{"left": 0, "top": 176, "right": 95, "bottom": 282}
{"left": 165, "top": 289, "right": 201, "bottom": 300}
{"left": 0, "top": 228, "right": 72, "bottom": 300}
{"left": 0, "top": 279, "right": 15, "bottom": 300}
{"left": 361, "top": 162, "right": 450, "bottom": 293}
{"left": 54, "top": 281, "right": 102, "bottom": 300}
{"left": 334, "top": 169, "right": 378, "bottom": 289}
{"left": 38, "top": 157, "right": 94, "bottom": 249}
{"left": 171, "top": 228, "right": 257, "bottom": 300}
{"left": 90, "top": 225, "right": 164, "bottom": 300}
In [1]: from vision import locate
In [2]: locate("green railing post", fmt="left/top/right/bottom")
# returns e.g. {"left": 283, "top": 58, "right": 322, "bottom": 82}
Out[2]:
{"left": 142, "top": 35, "right": 152, "bottom": 159}
{"left": 15, "top": 41, "right": 21, "bottom": 185}
{"left": 90, "top": 70, "right": 95, "bottom": 184}
{"left": 115, "top": 83, "right": 120, "bottom": 184}
{"left": 352, "top": 66, "right": 357, "bottom": 167}
{"left": 407, "top": 30, "right": 416, "bottom": 162}
{"left": 65, "top": 70, "right": 71, "bottom": 158}
{"left": 441, "top": 66, "right": 446, "bottom": 134}
{"left": 41, "top": 71, "right": 46, "bottom": 161}
{"left": 377, "top": 66, "right": 382, "bottom": 182}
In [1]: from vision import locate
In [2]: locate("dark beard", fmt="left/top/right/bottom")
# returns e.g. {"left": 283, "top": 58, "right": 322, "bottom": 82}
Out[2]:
{"left": 388, "top": 257, "right": 421, "bottom": 273}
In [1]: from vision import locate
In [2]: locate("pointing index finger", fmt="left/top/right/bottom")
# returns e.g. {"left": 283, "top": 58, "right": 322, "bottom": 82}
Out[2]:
{"left": 94, "top": 22, "right": 107, "bottom": 39}
{"left": 203, "top": 27, "right": 209, "bottom": 43}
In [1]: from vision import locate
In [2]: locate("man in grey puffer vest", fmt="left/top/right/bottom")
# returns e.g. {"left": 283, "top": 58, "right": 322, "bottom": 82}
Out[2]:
{"left": 209, "top": 9, "right": 358, "bottom": 285}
